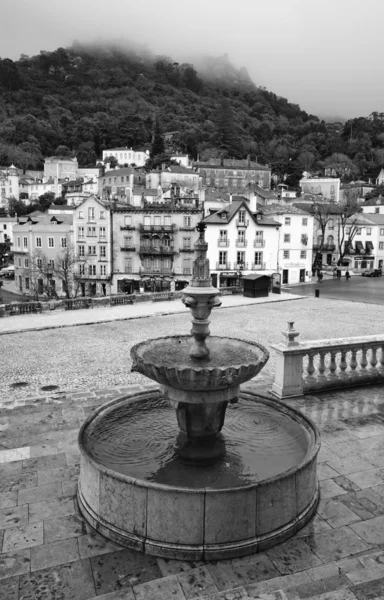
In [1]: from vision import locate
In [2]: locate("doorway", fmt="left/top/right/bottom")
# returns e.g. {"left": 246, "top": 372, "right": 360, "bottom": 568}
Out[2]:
{"left": 300, "top": 269, "right": 305, "bottom": 283}
{"left": 282, "top": 269, "right": 288, "bottom": 284}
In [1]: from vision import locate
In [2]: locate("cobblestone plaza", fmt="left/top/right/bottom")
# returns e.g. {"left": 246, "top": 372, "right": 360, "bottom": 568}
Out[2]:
{"left": 1, "top": 296, "right": 384, "bottom": 599}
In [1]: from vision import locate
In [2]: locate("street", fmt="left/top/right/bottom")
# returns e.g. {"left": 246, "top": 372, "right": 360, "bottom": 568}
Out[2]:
{"left": 284, "top": 275, "right": 384, "bottom": 305}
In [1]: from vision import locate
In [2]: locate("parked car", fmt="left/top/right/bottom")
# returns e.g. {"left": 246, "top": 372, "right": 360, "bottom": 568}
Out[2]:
{"left": 362, "top": 269, "right": 382, "bottom": 277}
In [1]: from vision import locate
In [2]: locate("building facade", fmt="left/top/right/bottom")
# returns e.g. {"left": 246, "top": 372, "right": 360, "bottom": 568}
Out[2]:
{"left": 195, "top": 159, "right": 271, "bottom": 191}
{"left": 299, "top": 177, "right": 340, "bottom": 203}
{"left": 263, "top": 205, "right": 314, "bottom": 284}
{"left": 146, "top": 165, "right": 202, "bottom": 192}
{"left": 44, "top": 157, "right": 78, "bottom": 181}
{"left": 101, "top": 147, "right": 149, "bottom": 167}
{"left": 111, "top": 198, "right": 203, "bottom": 294}
{"left": 0, "top": 165, "right": 19, "bottom": 207}
{"left": 204, "top": 200, "right": 280, "bottom": 288}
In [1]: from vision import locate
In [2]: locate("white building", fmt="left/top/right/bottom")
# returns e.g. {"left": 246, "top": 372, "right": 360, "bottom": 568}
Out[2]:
{"left": 300, "top": 177, "right": 340, "bottom": 203}
{"left": 263, "top": 205, "right": 314, "bottom": 284}
{"left": 101, "top": 147, "right": 149, "bottom": 168}
{"left": 0, "top": 216, "right": 17, "bottom": 246}
{"left": 44, "top": 156, "right": 78, "bottom": 181}
{"left": 203, "top": 199, "right": 280, "bottom": 288}
{"left": 170, "top": 154, "right": 192, "bottom": 169}
{"left": 0, "top": 165, "right": 19, "bottom": 206}
{"left": 146, "top": 165, "right": 202, "bottom": 192}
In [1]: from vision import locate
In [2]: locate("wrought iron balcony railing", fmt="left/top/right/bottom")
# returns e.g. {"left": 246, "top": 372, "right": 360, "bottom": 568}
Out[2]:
{"left": 253, "top": 239, "right": 265, "bottom": 248}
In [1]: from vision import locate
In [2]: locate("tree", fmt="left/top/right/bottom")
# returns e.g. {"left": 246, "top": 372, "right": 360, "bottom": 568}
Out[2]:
{"left": 335, "top": 192, "right": 363, "bottom": 266}
{"left": 104, "top": 155, "right": 119, "bottom": 169}
{"left": 215, "top": 99, "right": 243, "bottom": 157}
{"left": 151, "top": 119, "right": 165, "bottom": 158}
{"left": 297, "top": 151, "right": 316, "bottom": 172}
{"left": 25, "top": 245, "right": 86, "bottom": 299}
{"left": 54, "top": 145, "right": 72, "bottom": 157}
{"left": 7, "top": 198, "right": 29, "bottom": 217}
{"left": 308, "top": 200, "right": 335, "bottom": 269}
{"left": 52, "top": 243, "right": 87, "bottom": 298}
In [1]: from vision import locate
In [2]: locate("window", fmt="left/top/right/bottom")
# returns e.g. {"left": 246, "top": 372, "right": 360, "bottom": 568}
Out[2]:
{"left": 367, "top": 228, "right": 372, "bottom": 235}
{"left": 237, "top": 251, "right": 245, "bottom": 266}
{"left": 254, "top": 251, "right": 263, "bottom": 265}
{"left": 37, "top": 258, "right": 42, "bottom": 268}
{"left": 184, "top": 216, "right": 191, "bottom": 227}
{"left": 88, "top": 246, "right": 96, "bottom": 255}
{"left": 380, "top": 242, "right": 384, "bottom": 250}
{"left": 381, "top": 229, "right": 384, "bottom": 236}
{"left": 36, "top": 237, "right": 42, "bottom": 248}
{"left": 48, "top": 260, "right": 54, "bottom": 270}
{"left": 302, "top": 218, "right": 308, "bottom": 226}
{"left": 89, "top": 265, "right": 96, "bottom": 275}
{"left": 78, "top": 211, "right": 84, "bottom": 219}
{"left": 375, "top": 208, "right": 380, "bottom": 214}
{"left": 284, "top": 234, "right": 291, "bottom": 243}
{"left": 18, "top": 258, "right": 21, "bottom": 267}
{"left": 219, "top": 230, "right": 227, "bottom": 240}
{"left": 238, "top": 210, "right": 246, "bottom": 224}
{"left": 100, "top": 246, "right": 106, "bottom": 258}
{"left": 88, "top": 207, "right": 95, "bottom": 221}
{"left": 183, "top": 258, "right": 191, "bottom": 274}
{"left": 78, "top": 245, "right": 85, "bottom": 257}
{"left": 24, "top": 258, "right": 29, "bottom": 268}
{"left": 100, "top": 211, "right": 105, "bottom": 219}
{"left": 99, "top": 227, "right": 106, "bottom": 238}
{"left": 300, "top": 250, "right": 307, "bottom": 259}
{"left": 87, "top": 226, "right": 96, "bottom": 237}
{"left": 23, "top": 237, "right": 28, "bottom": 248}
{"left": 283, "top": 250, "right": 290, "bottom": 259}
{"left": 100, "top": 264, "right": 106, "bottom": 275}
{"left": 301, "top": 234, "right": 308, "bottom": 245}
{"left": 79, "top": 264, "right": 85, "bottom": 275}
{"left": 164, "top": 216, "right": 171, "bottom": 226}
{"left": 154, "top": 216, "right": 161, "bottom": 226}
{"left": 183, "top": 237, "right": 191, "bottom": 249}
{"left": 61, "top": 237, "right": 67, "bottom": 248}
{"left": 285, "top": 217, "right": 291, "bottom": 226}
{"left": 78, "top": 226, "right": 84, "bottom": 238}
{"left": 219, "top": 251, "right": 227, "bottom": 265}
{"left": 17, "top": 236, "right": 20, "bottom": 248}
{"left": 328, "top": 219, "right": 334, "bottom": 230}
{"left": 356, "top": 228, "right": 362, "bottom": 235}
{"left": 48, "top": 237, "right": 54, "bottom": 248}
{"left": 25, "top": 277, "right": 30, "bottom": 290}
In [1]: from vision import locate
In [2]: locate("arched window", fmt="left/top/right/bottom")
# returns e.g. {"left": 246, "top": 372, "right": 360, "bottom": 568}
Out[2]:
{"left": 163, "top": 235, "right": 171, "bottom": 247}
{"left": 327, "top": 235, "right": 334, "bottom": 246}
{"left": 152, "top": 236, "right": 160, "bottom": 248}
{"left": 142, "top": 236, "right": 150, "bottom": 247}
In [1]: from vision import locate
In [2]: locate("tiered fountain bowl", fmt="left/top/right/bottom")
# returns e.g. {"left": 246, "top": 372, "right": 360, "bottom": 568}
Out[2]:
{"left": 78, "top": 223, "right": 320, "bottom": 560}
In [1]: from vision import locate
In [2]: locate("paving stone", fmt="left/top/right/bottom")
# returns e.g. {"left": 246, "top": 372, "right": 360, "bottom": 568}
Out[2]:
{"left": 266, "top": 538, "right": 323, "bottom": 575}
{"left": 342, "top": 550, "right": 384, "bottom": 585}
{"left": 245, "top": 571, "right": 312, "bottom": 597}
{"left": 351, "top": 577, "right": 384, "bottom": 599}
{"left": 326, "top": 455, "right": 377, "bottom": 476}
{"left": 90, "top": 549, "right": 162, "bottom": 595}
{"left": 1, "top": 461, "right": 23, "bottom": 476}
{"left": 0, "top": 548, "right": 31, "bottom": 580}
{"left": 62, "top": 480, "right": 77, "bottom": 497}
{"left": 77, "top": 531, "right": 123, "bottom": 559}
{"left": 0, "top": 504, "right": 28, "bottom": 530}
{"left": 43, "top": 514, "right": 85, "bottom": 544}
{"left": 31, "top": 537, "right": 80, "bottom": 571}
{"left": 18, "top": 482, "right": 62, "bottom": 505}
{"left": 319, "top": 479, "right": 348, "bottom": 499}
{"left": 2, "top": 522, "right": 43, "bottom": 553}
{"left": 317, "top": 464, "right": 340, "bottom": 481}
{"left": 28, "top": 497, "right": 76, "bottom": 524}
{"left": 37, "top": 465, "right": 79, "bottom": 486}
{"left": 0, "top": 575, "right": 19, "bottom": 600}
{"left": 87, "top": 588, "right": 135, "bottom": 600}
{"left": 347, "top": 468, "right": 384, "bottom": 489}
{"left": 317, "top": 498, "right": 361, "bottom": 528}
{"left": 0, "top": 491, "right": 17, "bottom": 509}
{"left": 0, "top": 472, "right": 37, "bottom": 494}
{"left": 157, "top": 557, "right": 204, "bottom": 577}
{"left": 177, "top": 566, "right": 218, "bottom": 598}
{"left": 351, "top": 488, "right": 384, "bottom": 516}
{"left": 19, "top": 558, "right": 96, "bottom": 600}
{"left": 198, "top": 587, "right": 250, "bottom": 600}
{"left": 29, "top": 444, "right": 57, "bottom": 458}
{"left": 306, "top": 526, "right": 370, "bottom": 563}
{"left": 22, "top": 452, "right": 67, "bottom": 472}
{"left": 208, "top": 554, "right": 280, "bottom": 591}
{"left": 303, "top": 591, "right": 360, "bottom": 600}
{"left": 350, "top": 515, "right": 384, "bottom": 546}
{"left": 0, "top": 447, "right": 30, "bottom": 464}
{"left": 337, "top": 494, "right": 375, "bottom": 521}
{"left": 134, "top": 574, "right": 186, "bottom": 600}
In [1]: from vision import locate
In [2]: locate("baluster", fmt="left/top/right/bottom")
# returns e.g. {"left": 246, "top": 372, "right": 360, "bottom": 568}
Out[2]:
{"left": 340, "top": 350, "right": 347, "bottom": 374}
{"left": 350, "top": 349, "right": 358, "bottom": 372}
{"left": 380, "top": 346, "right": 384, "bottom": 369}
{"left": 370, "top": 347, "right": 377, "bottom": 370}
{"left": 318, "top": 351, "right": 326, "bottom": 377}
{"left": 329, "top": 350, "right": 337, "bottom": 378}
{"left": 360, "top": 348, "right": 368, "bottom": 371}
{"left": 306, "top": 353, "right": 315, "bottom": 378}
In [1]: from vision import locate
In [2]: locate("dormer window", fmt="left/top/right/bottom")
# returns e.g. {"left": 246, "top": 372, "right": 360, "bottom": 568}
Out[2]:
{"left": 238, "top": 210, "right": 246, "bottom": 223}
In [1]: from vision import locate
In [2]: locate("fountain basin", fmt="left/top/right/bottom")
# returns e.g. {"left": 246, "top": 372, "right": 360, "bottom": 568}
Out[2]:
{"left": 131, "top": 336, "right": 269, "bottom": 391}
{"left": 78, "top": 389, "right": 320, "bottom": 560}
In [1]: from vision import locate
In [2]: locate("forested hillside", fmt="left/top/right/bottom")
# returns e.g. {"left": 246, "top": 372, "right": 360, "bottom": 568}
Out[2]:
{"left": 0, "top": 42, "right": 384, "bottom": 186}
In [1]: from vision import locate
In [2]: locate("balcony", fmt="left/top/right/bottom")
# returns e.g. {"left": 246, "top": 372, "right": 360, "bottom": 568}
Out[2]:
{"left": 253, "top": 239, "right": 266, "bottom": 248}
{"left": 179, "top": 226, "right": 195, "bottom": 231}
{"left": 217, "top": 239, "right": 230, "bottom": 247}
{"left": 313, "top": 243, "right": 336, "bottom": 252}
{"left": 120, "top": 246, "right": 136, "bottom": 252}
{"left": 139, "top": 224, "right": 176, "bottom": 233}
{"left": 251, "top": 262, "right": 266, "bottom": 270}
{"left": 179, "top": 246, "right": 194, "bottom": 252}
{"left": 236, "top": 239, "right": 248, "bottom": 248}
{"left": 183, "top": 268, "right": 192, "bottom": 275}
{"left": 234, "top": 262, "right": 248, "bottom": 270}
{"left": 216, "top": 262, "right": 231, "bottom": 270}
{"left": 120, "top": 225, "right": 136, "bottom": 231}
{"left": 139, "top": 245, "right": 175, "bottom": 255}
{"left": 140, "top": 267, "right": 173, "bottom": 275}
{"left": 236, "top": 219, "right": 249, "bottom": 227}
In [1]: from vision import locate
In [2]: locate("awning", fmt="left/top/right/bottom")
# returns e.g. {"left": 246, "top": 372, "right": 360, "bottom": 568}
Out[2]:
{"left": 355, "top": 241, "right": 365, "bottom": 253}
{"left": 366, "top": 241, "right": 374, "bottom": 252}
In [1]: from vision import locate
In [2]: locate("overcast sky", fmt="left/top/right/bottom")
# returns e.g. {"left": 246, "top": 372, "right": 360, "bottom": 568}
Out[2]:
{"left": 2, "top": 0, "right": 383, "bottom": 120}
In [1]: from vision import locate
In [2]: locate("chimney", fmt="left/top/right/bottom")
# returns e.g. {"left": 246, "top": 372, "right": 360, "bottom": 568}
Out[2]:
{"left": 229, "top": 193, "right": 233, "bottom": 203}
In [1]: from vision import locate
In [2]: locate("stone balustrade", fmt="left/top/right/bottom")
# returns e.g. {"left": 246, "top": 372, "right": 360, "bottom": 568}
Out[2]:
{"left": 271, "top": 322, "right": 384, "bottom": 398}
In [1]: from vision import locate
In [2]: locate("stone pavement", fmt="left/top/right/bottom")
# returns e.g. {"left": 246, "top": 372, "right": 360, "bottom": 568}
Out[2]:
{"left": 2, "top": 377, "right": 384, "bottom": 599}
{"left": 0, "top": 292, "right": 303, "bottom": 335}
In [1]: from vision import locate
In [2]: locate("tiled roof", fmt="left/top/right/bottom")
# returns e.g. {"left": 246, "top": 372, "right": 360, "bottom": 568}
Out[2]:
{"left": 355, "top": 213, "right": 384, "bottom": 225}
{"left": 263, "top": 203, "right": 310, "bottom": 215}
{"left": 253, "top": 185, "right": 277, "bottom": 199}
{"left": 166, "top": 165, "right": 197, "bottom": 174}
{"left": 204, "top": 200, "right": 279, "bottom": 227}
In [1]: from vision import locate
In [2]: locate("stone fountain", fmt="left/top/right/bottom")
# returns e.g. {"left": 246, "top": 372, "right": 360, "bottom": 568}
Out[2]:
{"left": 78, "top": 222, "right": 320, "bottom": 560}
